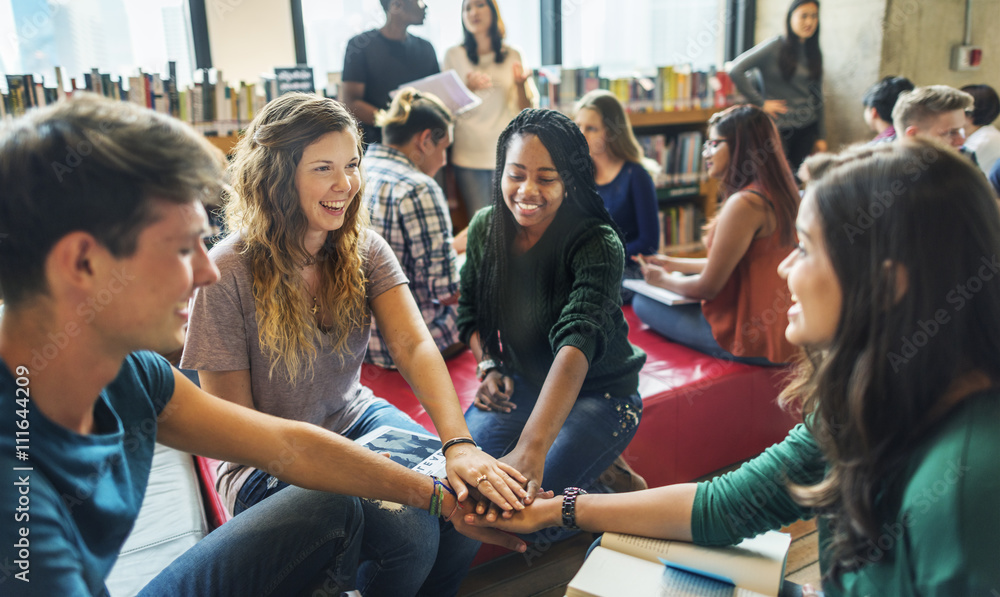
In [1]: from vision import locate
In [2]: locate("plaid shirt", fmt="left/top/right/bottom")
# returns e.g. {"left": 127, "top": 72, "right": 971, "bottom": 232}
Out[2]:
{"left": 363, "top": 143, "right": 460, "bottom": 368}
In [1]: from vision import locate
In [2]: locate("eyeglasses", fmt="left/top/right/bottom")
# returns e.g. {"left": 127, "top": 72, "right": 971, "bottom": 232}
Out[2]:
{"left": 703, "top": 138, "right": 728, "bottom": 152}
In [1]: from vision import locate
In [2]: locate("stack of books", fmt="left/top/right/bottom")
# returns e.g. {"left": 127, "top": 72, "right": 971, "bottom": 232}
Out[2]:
{"left": 567, "top": 530, "right": 792, "bottom": 597}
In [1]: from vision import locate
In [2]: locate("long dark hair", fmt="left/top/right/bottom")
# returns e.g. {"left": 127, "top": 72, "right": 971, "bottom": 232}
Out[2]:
{"left": 778, "top": 0, "right": 822, "bottom": 81}
{"left": 780, "top": 138, "right": 1000, "bottom": 585}
{"left": 475, "top": 108, "right": 622, "bottom": 362}
{"left": 462, "top": 0, "right": 508, "bottom": 65}
{"left": 709, "top": 104, "right": 800, "bottom": 246}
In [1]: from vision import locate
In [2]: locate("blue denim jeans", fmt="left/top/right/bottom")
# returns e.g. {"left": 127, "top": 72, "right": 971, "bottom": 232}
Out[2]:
{"left": 632, "top": 295, "right": 775, "bottom": 366}
{"left": 453, "top": 166, "right": 494, "bottom": 218}
{"left": 161, "top": 398, "right": 478, "bottom": 597}
{"left": 141, "top": 484, "right": 365, "bottom": 596}
{"left": 464, "top": 375, "right": 642, "bottom": 542}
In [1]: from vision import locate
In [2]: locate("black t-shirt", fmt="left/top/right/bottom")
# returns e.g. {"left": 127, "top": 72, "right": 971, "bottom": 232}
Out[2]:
{"left": 343, "top": 29, "right": 440, "bottom": 145}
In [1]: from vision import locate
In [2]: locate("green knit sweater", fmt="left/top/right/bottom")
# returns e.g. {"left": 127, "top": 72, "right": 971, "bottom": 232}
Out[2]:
{"left": 691, "top": 391, "right": 1000, "bottom": 596}
{"left": 457, "top": 206, "right": 645, "bottom": 397}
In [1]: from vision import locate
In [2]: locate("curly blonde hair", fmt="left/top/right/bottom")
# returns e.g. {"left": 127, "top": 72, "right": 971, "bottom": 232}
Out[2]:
{"left": 225, "top": 93, "right": 369, "bottom": 383}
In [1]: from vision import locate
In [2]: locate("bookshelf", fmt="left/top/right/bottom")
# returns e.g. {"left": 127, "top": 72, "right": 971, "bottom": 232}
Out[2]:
{"left": 205, "top": 134, "right": 241, "bottom": 156}
{"left": 628, "top": 108, "right": 723, "bottom": 258}
{"left": 626, "top": 108, "right": 720, "bottom": 129}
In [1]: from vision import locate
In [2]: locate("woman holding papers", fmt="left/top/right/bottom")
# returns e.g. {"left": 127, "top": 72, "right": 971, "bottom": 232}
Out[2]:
{"left": 181, "top": 93, "right": 528, "bottom": 596}
{"left": 458, "top": 108, "right": 648, "bottom": 540}
{"left": 635, "top": 104, "right": 799, "bottom": 364}
{"left": 465, "top": 138, "right": 1000, "bottom": 596}
{"left": 444, "top": 0, "right": 536, "bottom": 217}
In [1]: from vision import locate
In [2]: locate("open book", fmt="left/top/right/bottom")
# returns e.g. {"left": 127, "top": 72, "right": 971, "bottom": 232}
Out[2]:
{"left": 623, "top": 278, "right": 699, "bottom": 306}
{"left": 567, "top": 530, "right": 791, "bottom": 597}
{"left": 353, "top": 425, "right": 447, "bottom": 477}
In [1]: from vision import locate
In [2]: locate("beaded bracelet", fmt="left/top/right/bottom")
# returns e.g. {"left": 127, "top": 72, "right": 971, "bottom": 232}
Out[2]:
{"left": 430, "top": 476, "right": 458, "bottom": 518}
{"left": 429, "top": 476, "right": 444, "bottom": 517}
{"left": 442, "top": 436, "right": 478, "bottom": 454}
{"left": 561, "top": 487, "right": 588, "bottom": 530}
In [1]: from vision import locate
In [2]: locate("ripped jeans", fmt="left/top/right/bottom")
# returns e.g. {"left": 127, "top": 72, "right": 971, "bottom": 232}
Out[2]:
{"left": 464, "top": 375, "right": 643, "bottom": 542}
{"left": 233, "top": 399, "right": 480, "bottom": 597}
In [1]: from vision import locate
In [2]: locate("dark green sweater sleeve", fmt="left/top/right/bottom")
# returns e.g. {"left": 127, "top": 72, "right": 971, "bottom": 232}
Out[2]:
{"left": 691, "top": 423, "right": 825, "bottom": 546}
{"left": 548, "top": 223, "right": 625, "bottom": 365}
{"left": 456, "top": 208, "right": 489, "bottom": 347}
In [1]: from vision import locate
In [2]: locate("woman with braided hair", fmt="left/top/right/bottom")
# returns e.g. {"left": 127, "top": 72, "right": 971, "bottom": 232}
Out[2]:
{"left": 457, "top": 108, "right": 647, "bottom": 538}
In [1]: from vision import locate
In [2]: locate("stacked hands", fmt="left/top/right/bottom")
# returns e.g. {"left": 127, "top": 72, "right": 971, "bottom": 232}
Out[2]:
{"left": 442, "top": 438, "right": 559, "bottom": 552}
{"left": 444, "top": 372, "right": 559, "bottom": 546}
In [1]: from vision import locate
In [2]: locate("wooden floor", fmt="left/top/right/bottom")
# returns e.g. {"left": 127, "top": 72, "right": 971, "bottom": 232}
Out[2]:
{"left": 457, "top": 463, "right": 821, "bottom": 597}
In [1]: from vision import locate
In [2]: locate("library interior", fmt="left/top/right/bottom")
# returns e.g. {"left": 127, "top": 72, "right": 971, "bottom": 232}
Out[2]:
{"left": 1, "top": 0, "right": 999, "bottom": 596}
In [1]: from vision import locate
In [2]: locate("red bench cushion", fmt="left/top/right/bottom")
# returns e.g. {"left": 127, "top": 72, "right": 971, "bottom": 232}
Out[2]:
{"left": 196, "top": 306, "right": 799, "bottom": 569}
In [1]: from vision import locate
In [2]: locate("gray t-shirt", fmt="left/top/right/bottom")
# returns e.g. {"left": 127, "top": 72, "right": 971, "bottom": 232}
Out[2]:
{"left": 180, "top": 230, "right": 408, "bottom": 509}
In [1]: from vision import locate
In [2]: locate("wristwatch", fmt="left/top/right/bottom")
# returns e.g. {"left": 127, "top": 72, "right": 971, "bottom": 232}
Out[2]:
{"left": 475, "top": 358, "right": 499, "bottom": 382}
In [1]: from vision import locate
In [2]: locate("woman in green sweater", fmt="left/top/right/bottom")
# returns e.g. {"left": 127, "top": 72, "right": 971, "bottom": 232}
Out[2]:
{"left": 463, "top": 137, "right": 1000, "bottom": 595}
{"left": 458, "top": 108, "right": 646, "bottom": 538}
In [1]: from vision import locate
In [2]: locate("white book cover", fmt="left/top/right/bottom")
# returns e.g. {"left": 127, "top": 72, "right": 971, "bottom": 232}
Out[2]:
{"left": 353, "top": 425, "right": 447, "bottom": 477}
{"left": 569, "top": 530, "right": 790, "bottom": 597}
{"left": 624, "top": 278, "right": 699, "bottom": 306}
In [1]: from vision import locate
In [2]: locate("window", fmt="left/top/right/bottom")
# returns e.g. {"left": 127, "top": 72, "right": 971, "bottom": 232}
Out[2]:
{"left": 300, "top": 0, "right": 541, "bottom": 93}
{"left": 0, "top": 0, "right": 197, "bottom": 91}
{"left": 561, "top": 0, "right": 726, "bottom": 75}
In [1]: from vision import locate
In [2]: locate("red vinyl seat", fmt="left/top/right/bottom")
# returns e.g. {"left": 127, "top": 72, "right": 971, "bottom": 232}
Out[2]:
{"left": 195, "top": 306, "right": 799, "bottom": 567}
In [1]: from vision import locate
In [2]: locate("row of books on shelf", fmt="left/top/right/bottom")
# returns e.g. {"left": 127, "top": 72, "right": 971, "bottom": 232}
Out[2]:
{"left": 532, "top": 64, "right": 738, "bottom": 114}
{"left": 660, "top": 203, "right": 704, "bottom": 252}
{"left": 3, "top": 62, "right": 733, "bottom": 137}
{"left": 1, "top": 64, "right": 319, "bottom": 136}
{"left": 638, "top": 130, "right": 706, "bottom": 188}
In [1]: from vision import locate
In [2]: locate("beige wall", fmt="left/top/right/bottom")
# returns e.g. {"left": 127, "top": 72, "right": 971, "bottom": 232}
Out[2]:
{"left": 754, "top": 0, "right": 999, "bottom": 150}
{"left": 881, "top": 0, "right": 1000, "bottom": 90}
{"left": 754, "top": 0, "right": 887, "bottom": 149}
{"left": 206, "top": 0, "right": 297, "bottom": 85}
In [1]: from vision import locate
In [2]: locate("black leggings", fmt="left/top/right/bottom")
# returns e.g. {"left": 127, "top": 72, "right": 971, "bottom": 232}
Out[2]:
{"left": 780, "top": 120, "right": 821, "bottom": 175}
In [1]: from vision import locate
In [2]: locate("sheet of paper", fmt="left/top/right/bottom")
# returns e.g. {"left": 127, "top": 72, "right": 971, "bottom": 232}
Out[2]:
{"left": 393, "top": 69, "right": 482, "bottom": 115}
{"left": 623, "top": 278, "right": 699, "bottom": 305}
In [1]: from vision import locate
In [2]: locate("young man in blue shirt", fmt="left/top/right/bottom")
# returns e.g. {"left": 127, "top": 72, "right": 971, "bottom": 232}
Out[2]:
{"left": 0, "top": 95, "right": 522, "bottom": 596}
